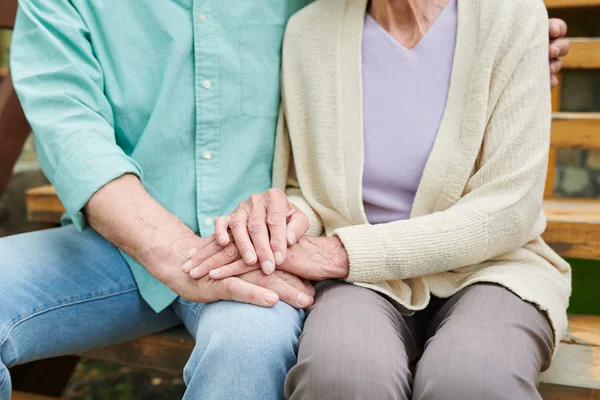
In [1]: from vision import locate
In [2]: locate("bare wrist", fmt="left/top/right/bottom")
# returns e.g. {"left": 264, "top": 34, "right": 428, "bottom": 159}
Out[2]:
{"left": 328, "top": 236, "right": 350, "bottom": 279}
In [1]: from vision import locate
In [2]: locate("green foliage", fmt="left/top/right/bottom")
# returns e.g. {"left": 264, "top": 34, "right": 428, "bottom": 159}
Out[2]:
{"left": 568, "top": 259, "right": 600, "bottom": 315}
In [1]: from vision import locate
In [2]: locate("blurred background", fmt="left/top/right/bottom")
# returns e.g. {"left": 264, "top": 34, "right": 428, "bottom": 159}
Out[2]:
{"left": 1, "top": 4, "right": 600, "bottom": 400}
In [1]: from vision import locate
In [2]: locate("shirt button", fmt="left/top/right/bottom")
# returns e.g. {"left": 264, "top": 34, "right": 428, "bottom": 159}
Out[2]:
{"left": 203, "top": 80, "right": 212, "bottom": 89}
{"left": 203, "top": 151, "right": 213, "bottom": 160}
{"left": 199, "top": 14, "right": 206, "bottom": 23}
{"left": 205, "top": 218, "right": 213, "bottom": 226}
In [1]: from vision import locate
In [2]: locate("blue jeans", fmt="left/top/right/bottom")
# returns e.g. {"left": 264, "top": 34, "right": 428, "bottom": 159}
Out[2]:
{"left": 0, "top": 226, "right": 305, "bottom": 400}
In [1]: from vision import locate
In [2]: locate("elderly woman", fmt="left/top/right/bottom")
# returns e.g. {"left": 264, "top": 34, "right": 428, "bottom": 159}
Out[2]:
{"left": 186, "top": 0, "right": 571, "bottom": 398}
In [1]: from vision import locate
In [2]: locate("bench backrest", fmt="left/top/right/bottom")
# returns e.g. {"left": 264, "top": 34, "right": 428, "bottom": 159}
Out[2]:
{"left": 0, "top": 0, "right": 17, "bottom": 30}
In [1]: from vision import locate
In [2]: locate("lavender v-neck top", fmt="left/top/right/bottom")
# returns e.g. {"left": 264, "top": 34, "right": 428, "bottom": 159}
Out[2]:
{"left": 362, "top": 0, "right": 457, "bottom": 224}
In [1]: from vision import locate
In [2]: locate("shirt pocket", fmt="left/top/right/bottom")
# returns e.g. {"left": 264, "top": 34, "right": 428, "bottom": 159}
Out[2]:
{"left": 238, "top": 24, "right": 285, "bottom": 119}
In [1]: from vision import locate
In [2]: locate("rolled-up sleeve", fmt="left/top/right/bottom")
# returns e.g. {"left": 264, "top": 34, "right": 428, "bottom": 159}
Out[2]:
{"left": 10, "top": 0, "right": 142, "bottom": 230}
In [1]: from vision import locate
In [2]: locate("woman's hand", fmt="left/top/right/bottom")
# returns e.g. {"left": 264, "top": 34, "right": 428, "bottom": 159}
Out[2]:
{"left": 213, "top": 189, "right": 310, "bottom": 275}
{"left": 208, "top": 236, "right": 350, "bottom": 282}
{"left": 549, "top": 18, "right": 570, "bottom": 88}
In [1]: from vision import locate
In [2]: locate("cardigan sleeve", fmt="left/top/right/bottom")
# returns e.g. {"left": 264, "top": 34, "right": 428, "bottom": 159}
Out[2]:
{"left": 272, "top": 108, "right": 324, "bottom": 237}
{"left": 335, "top": 11, "right": 552, "bottom": 284}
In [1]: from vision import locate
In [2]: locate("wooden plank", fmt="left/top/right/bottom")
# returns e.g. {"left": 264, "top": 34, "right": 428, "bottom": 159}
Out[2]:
{"left": 0, "top": 0, "right": 17, "bottom": 29}
{"left": 545, "top": 0, "right": 600, "bottom": 8}
{"left": 0, "top": 70, "right": 30, "bottom": 198}
{"left": 562, "top": 39, "right": 600, "bottom": 70}
{"left": 10, "top": 356, "right": 79, "bottom": 398}
{"left": 567, "top": 315, "right": 600, "bottom": 347}
{"left": 12, "top": 392, "right": 61, "bottom": 400}
{"left": 545, "top": 73, "right": 562, "bottom": 198}
{"left": 540, "top": 383, "right": 600, "bottom": 400}
{"left": 543, "top": 199, "right": 600, "bottom": 260}
{"left": 540, "top": 343, "right": 600, "bottom": 391}
{"left": 25, "top": 186, "right": 65, "bottom": 223}
{"left": 0, "top": 67, "right": 7, "bottom": 78}
{"left": 80, "top": 327, "right": 194, "bottom": 373}
{"left": 552, "top": 113, "right": 600, "bottom": 150}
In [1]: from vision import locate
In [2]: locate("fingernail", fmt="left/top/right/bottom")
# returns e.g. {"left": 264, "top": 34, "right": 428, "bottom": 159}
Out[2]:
{"left": 243, "top": 252, "right": 256, "bottom": 264}
{"left": 287, "top": 231, "right": 297, "bottom": 245}
{"left": 262, "top": 261, "right": 275, "bottom": 274}
{"left": 209, "top": 269, "right": 220, "bottom": 278}
{"left": 190, "top": 267, "right": 200, "bottom": 277}
{"left": 263, "top": 292, "right": 279, "bottom": 305}
{"left": 182, "top": 260, "right": 193, "bottom": 271}
{"left": 187, "top": 248, "right": 197, "bottom": 258}
{"left": 218, "top": 235, "right": 229, "bottom": 245}
{"left": 274, "top": 251, "right": 284, "bottom": 265}
{"left": 297, "top": 293, "right": 312, "bottom": 307}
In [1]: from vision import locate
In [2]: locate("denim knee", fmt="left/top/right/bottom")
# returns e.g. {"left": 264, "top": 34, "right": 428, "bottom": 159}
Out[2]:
{"left": 182, "top": 301, "right": 304, "bottom": 386}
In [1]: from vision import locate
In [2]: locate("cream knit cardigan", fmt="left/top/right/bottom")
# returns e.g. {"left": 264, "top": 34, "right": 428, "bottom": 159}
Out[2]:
{"left": 272, "top": 0, "right": 571, "bottom": 348}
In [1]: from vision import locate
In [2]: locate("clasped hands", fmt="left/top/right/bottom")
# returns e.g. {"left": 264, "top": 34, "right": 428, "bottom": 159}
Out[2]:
{"left": 182, "top": 189, "right": 349, "bottom": 309}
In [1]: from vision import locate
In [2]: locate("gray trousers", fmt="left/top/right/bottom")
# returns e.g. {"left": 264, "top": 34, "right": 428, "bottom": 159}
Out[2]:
{"left": 285, "top": 281, "right": 554, "bottom": 400}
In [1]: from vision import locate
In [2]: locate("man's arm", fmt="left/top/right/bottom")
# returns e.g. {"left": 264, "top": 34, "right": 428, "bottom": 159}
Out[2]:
{"left": 11, "top": 1, "right": 313, "bottom": 308}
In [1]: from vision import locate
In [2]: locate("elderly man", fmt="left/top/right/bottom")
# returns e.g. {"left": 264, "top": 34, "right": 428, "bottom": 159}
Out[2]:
{"left": 0, "top": 1, "right": 569, "bottom": 399}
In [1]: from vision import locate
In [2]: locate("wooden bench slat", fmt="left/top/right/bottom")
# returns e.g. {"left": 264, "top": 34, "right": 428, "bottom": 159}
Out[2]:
{"left": 12, "top": 392, "right": 61, "bottom": 400}
{"left": 80, "top": 327, "right": 194, "bottom": 373}
{"left": 540, "top": 343, "right": 600, "bottom": 391}
{"left": 545, "top": 0, "right": 600, "bottom": 8}
{"left": 543, "top": 199, "right": 600, "bottom": 260}
{"left": 0, "top": 67, "right": 7, "bottom": 79}
{"left": 25, "top": 186, "right": 65, "bottom": 224}
{"left": 562, "top": 39, "right": 600, "bottom": 70}
{"left": 552, "top": 113, "right": 600, "bottom": 150}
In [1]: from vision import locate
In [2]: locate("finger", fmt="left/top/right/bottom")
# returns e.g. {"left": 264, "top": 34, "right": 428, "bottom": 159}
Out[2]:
{"left": 550, "top": 59, "right": 563, "bottom": 76}
{"left": 248, "top": 194, "right": 275, "bottom": 274}
{"left": 286, "top": 206, "right": 310, "bottom": 246}
{"left": 240, "top": 270, "right": 314, "bottom": 309}
{"left": 549, "top": 18, "right": 567, "bottom": 40}
{"left": 209, "top": 258, "right": 261, "bottom": 280}
{"left": 229, "top": 203, "right": 258, "bottom": 265}
{"left": 214, "top": 215, "right": 232, "bottom": 246}
{"left": 182, "top": 236, "right": 223, "bottom": 273}
{"left": 549, "top": 38, "right": 570, "bottom": 60}
{"left": 219, "top": 276, "right": 279, "bottom": 307}
{"left": 265, "top": 189, "right": 289, "bottom": 265}
{"left": 551, "top": 75, "right": 559, "bottom": 89}
{"left": 273, "top": 270, "right": 316, "bottom": 298}
{"left": 190, "top": 243, "right": 241, "bottom": 279}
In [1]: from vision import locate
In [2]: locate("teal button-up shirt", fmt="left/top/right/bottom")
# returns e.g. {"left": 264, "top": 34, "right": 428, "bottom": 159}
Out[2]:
{"left": 11, "top": 0, "right": 312, "bottom": 312}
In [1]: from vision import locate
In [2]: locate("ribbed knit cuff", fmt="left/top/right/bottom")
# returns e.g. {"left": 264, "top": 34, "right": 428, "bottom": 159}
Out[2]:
{"left": 335, "top": 225, "right": 386, "bottom": 283}
{"left": 336, "top": 208, "right": 490, "bottom": 284}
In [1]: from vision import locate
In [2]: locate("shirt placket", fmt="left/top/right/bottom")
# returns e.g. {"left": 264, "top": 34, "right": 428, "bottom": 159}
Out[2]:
{"left": 193, "top": 0, "right": 221, "bottom": 237}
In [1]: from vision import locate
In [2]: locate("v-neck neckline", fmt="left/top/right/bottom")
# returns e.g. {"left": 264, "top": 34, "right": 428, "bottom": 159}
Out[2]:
{"left": 365, "top": 0, "right": 454, "bottom": 52}
{"left": 339, "top": 0, "right": 478, "bottom": 224}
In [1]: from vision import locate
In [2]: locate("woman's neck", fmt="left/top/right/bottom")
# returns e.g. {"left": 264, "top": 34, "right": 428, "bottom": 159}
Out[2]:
{"left": 368, "top": 0, "right": 449, "bottom": 48}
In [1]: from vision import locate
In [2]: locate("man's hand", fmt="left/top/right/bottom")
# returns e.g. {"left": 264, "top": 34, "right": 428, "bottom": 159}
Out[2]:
{"left": 84, "top": 174, "right": 314, "bottom": 309}
{"left": 207, "top": 236, "right": 350, "bottom": 282}
{"left": 549, "top": 18, "right": 570, "bottom": 88}
{"left": 213, "top": 189, "right": 310, "bottom": 274}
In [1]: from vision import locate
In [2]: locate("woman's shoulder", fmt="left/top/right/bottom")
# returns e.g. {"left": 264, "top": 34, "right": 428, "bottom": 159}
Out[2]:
{"left": 284, "top": 0, "right": 346, "bottom": 42}
{"left": 477, "top": 0, "right": 549, "bottom": 38}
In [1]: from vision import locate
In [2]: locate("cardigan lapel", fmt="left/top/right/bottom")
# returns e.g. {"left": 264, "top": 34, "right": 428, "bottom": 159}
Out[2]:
{"left": 340, "top": 0, "right": 370, "bottom": 225}
{"left": 410, "top": 0, "right": 480, "bottom": 217}
{"left": 338, "top": 0, "right": 481, "bottom": 223}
